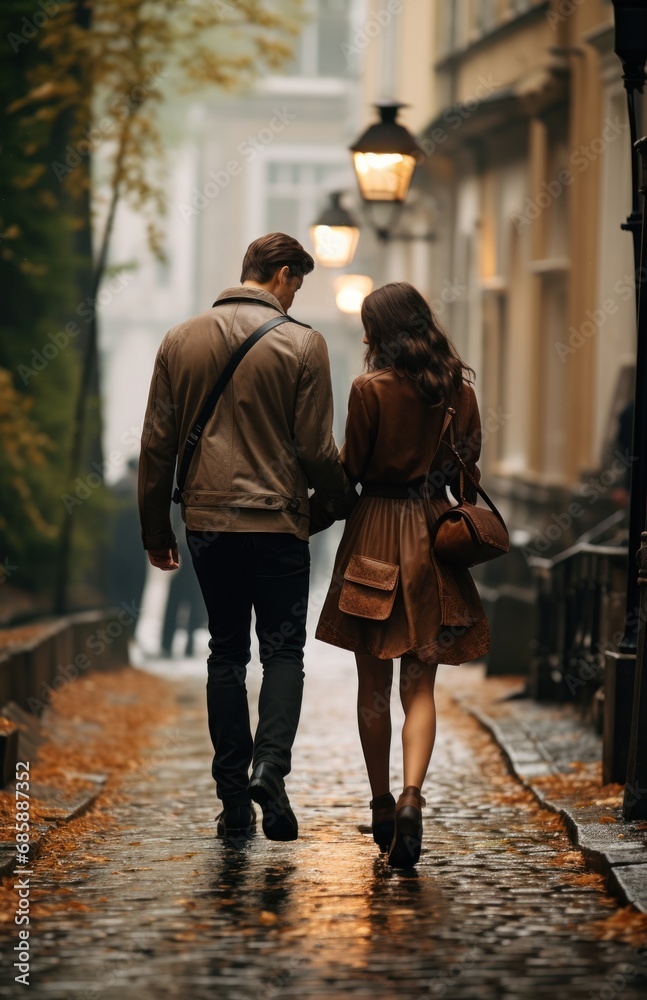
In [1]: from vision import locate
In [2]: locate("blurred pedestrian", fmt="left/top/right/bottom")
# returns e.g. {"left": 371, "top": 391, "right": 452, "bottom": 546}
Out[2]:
{"left": 160, "top": 505, "right": 206, "bottom": 657}
{"left": 313, "top": 282, "right": 490, "bottom": 868}
{"left": 107, "top": 456, "right": 147, "bottom": 635}
{"left": 138, "top": 233, "right": 357, "bottom": 841}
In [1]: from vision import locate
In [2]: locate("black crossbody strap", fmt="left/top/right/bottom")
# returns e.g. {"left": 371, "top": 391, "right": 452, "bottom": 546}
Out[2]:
{"left": 172, "top": 313, "right": 288, "bottom": 504}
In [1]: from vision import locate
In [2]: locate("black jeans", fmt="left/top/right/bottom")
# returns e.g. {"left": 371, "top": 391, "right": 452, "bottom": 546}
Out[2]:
{"left": 186, "top": 529, "right": 310, "bottom": 808}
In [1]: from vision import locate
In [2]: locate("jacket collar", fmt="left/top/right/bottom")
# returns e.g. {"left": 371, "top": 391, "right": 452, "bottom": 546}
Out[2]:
{"left": 213, "top": 285, "right": 286, "bottom": 315}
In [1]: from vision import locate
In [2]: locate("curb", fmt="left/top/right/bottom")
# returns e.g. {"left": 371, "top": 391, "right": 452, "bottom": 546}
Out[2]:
{"left": 0, "top": 781, "right": 106, "bottom": 879}
{"left": 0, "top": 608, "right": 131, "bottom": 722}
{"left": 452, "top": 693, "right": 647, "bottom": 914}
{"left": 0, "top": 702, "right": 107, "bottom": 879}
{"left": 0, "top": 606, "right": 131, "bottom": 876}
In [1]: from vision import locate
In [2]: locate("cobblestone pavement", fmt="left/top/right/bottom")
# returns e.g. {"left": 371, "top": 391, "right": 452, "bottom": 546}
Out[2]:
{"left": 2, "top": 622, "right": 647, "bottom": 999}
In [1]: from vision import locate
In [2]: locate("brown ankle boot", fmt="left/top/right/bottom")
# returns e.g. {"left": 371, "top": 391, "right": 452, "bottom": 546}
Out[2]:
{"left": 387, "top": 786, "right": 426, "bottom": 868}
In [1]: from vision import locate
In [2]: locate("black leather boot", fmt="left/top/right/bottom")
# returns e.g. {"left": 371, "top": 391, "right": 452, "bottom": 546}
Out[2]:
{"left": 215, "top": 804, "right": 257, "bottom": 839}
{"left": 249, "top": 762, "right": 298, "bottom": 841}
{"left": 370, "top": 792, "right": 396, "bottom": 852}
{"left": 387, "top": 786, "right": 426, "bottom": 868}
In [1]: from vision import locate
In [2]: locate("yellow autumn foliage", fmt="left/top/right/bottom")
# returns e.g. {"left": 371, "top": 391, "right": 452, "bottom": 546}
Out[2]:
{"left": 0, "top": 368, "right": 57, "bottom": 539}
{"left": 10, "top": 0, "right": 308, "bottom": 262}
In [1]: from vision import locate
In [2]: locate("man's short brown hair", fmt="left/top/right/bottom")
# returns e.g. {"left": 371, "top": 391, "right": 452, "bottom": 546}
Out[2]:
{"left": 240, "top": 233, "right": 315, "bottom": 283}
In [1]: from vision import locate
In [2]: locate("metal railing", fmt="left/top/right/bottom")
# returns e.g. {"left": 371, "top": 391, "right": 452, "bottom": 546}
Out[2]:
{"left": 526, "top": 510, "right": 628, "bottom": 728}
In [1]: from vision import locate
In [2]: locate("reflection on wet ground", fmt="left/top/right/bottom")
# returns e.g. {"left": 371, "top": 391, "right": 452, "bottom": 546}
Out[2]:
{"left": 1, "top": 637, "right": 645, "bottom": 999}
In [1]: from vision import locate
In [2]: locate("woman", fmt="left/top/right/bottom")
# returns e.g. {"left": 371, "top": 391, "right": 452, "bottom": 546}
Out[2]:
{"left": 314, "top": 282, "right": 490, "bottom": 868}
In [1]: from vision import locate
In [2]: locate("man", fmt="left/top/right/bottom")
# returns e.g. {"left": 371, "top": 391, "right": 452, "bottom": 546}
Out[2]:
{"left": 138, "top": 233, "right": 357, "bottom": 841}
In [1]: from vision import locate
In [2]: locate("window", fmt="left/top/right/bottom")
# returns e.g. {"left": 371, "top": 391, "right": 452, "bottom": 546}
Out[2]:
{"left": 539, "top": 272, "right": 569, "bottom": 481}
{"left": 476, "top": 0, "right": 498, "bottom": 35}
{"left": 283, "top": 0, "right": 351, "bottom": 78}
{"left": 265, "top": 159, "right": 349, "bottom": 244}
{"left": 439, "top": 2, "right": 456, "bottom": 57}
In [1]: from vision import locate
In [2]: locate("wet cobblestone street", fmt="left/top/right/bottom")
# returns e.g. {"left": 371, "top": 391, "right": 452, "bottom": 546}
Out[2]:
{"left": 2, "top": 630, "right": 647, "bottom": 1000}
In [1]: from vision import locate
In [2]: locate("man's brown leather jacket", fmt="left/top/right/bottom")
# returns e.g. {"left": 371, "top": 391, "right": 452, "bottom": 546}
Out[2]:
{"left": 138, "top": 285, "right": 357, "bottom": 549}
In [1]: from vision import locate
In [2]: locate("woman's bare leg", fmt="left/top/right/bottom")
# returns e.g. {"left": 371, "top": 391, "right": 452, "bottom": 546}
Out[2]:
{"left": 355, "top": 652, "right": 393, "bottom": 798}
{"left": 399, "top": 654, "right": 439, "bottom": 790}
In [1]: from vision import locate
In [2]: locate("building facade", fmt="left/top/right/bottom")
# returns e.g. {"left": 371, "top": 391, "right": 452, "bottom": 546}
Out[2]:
{"left": 352, "top": 0, "right": 640, "bottom": 677}
{"left": 356, "top": 0, "right": 635, "bottom": 488}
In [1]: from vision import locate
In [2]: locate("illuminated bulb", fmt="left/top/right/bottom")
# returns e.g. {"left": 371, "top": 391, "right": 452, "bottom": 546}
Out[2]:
{"left": 352, "top": 152, "right": 417, "bottom": 201}
{"left": 310, "top": 224, "right": 360, "bottom": 268}
{"left": 334, "top": 275, "right": 374, "bottom": 315}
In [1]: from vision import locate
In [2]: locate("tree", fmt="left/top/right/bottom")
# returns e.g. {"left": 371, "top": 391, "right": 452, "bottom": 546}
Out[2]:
{"left": 1, "top": 0, "right": 307, "bottom": 613}
{"left": 0, "top": 370, "right": 56, "bottom": 590}
{"left": 0, "top": 0, "right": 89, "bottom": 606}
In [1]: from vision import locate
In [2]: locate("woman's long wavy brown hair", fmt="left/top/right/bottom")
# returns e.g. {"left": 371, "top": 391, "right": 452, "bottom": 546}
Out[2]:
{"left": 360, "top": 281, "right": 475, "bottom": 406}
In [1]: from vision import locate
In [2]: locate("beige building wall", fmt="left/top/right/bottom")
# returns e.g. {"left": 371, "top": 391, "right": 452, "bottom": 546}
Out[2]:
{"left": 353, "top": 0, "right": 447, "bottom": 316}
{"left": 358, "top": 0, "right": 435, "bottom": 126}
{"left": 355, "top": 0, "right": 636, "bottom": 498}
{"left": 587, "top": 25, "right": 636, "bottom": 467}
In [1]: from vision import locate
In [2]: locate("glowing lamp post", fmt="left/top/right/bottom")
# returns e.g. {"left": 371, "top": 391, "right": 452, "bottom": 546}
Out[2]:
{"left": 350, "top": 102, "right": 423, "bottom": 240}
{"left": 310, "top": 192, "right": 360, "bottom": 268}
{"left": 334, "top": 274, "right": 373, "bottom": 315}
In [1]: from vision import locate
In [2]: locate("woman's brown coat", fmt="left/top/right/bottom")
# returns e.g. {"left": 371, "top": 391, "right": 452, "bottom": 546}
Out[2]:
{"left": 313, "top": 367, "right": 490, "bottom": 665}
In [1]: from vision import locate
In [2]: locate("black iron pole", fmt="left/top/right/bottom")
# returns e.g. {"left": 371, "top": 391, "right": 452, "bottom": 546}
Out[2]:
{"left": 617, "top": 81, "right": 647, "bottom": 660}
{"left": 604, "top": 1, "right": 647, "bottom": 783}
{"left": 623, "top": 136, "right": 647, "bottom": 820}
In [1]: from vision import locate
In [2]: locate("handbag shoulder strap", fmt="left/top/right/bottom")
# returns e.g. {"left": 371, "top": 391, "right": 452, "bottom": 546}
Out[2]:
{"left": 444, "top": 409, "right": 506, "bottom": 526}
{"left": 421, "top": 407, "right": 454, "bottom": 524}
{"left": 424, "top": 407, "right": 454, "bottom": 485}
{"left": 172, "top": 312, "right": 288, "bottom": 503}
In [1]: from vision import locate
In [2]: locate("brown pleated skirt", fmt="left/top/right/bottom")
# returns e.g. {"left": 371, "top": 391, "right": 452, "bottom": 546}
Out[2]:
{"left": 314, "top": 493, "right": 491, "bottom": 665}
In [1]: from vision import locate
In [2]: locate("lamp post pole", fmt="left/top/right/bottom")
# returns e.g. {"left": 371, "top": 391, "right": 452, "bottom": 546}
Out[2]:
{"left": 604, "top": 0, "right": 647, "bottom": 784}
{"left": 623, "top": 136, "right": 647, "bottom": 819}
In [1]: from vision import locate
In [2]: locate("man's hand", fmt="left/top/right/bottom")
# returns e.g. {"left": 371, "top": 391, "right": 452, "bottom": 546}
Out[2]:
{"left": 147, "top": 545, "right": 180, "bottom": 570}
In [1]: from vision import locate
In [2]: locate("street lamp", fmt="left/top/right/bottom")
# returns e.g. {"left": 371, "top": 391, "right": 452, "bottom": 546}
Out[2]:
{"left": 624, "top": 137, "right": 647, "bottom": 819}
{"left": 310, "top": 192, "right": 360, "bottom": 268}
{"left": 605, "top": 0, "right": 647, "bottom": 799}
{"left": 350, "top": 101, "right": 425, "bottom": 241}
{"left": 334, "top": 274, "right": 373, "bottom": 315}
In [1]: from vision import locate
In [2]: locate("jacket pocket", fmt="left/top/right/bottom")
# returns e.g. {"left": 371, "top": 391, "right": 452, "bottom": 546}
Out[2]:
{"left": 338, "top": 554, "right": 400, "bottom": 621}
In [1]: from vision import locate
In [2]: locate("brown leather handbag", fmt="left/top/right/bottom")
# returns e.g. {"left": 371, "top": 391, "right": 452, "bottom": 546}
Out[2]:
{"left": 426, "top": 407, "right": 509, "bottom": 568}
{"left": 338, "top": 554, "right": 400, "bottom": 620}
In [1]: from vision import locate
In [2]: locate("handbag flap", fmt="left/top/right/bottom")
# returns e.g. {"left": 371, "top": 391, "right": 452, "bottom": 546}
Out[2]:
{"left": 453, "top": 504, "right": 509, "bottom": 550}
{"left": 343, "top": 554, "right": 399, "bottom": 591}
